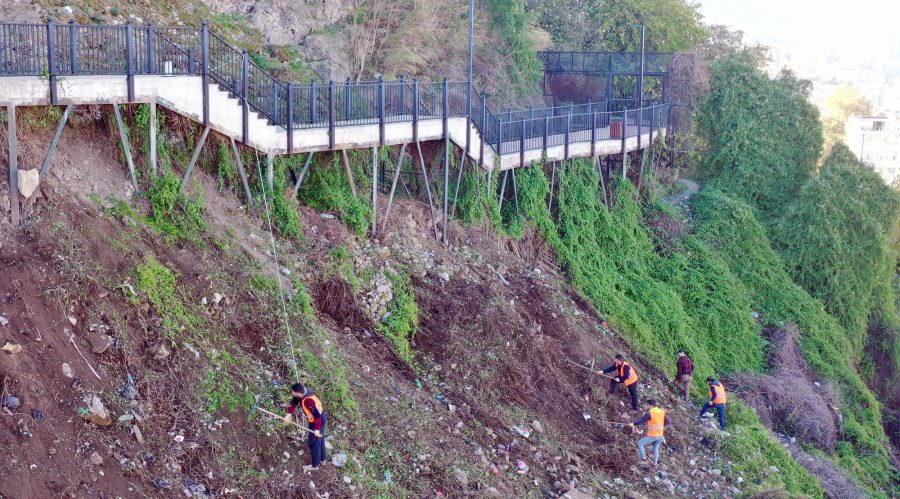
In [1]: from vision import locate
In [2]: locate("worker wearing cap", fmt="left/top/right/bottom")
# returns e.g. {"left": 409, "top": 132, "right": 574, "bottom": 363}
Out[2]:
{"left": 284, "top": 383, "right": 327, "bottom": 471}
{"left": 630, "top": 399, "right": 669, "bottom": 466}
{"left": 601, "top": 354, "right": 639, "bottom": 410}
{"left": 699, "top": 377, "right": 727, "bottom": 430}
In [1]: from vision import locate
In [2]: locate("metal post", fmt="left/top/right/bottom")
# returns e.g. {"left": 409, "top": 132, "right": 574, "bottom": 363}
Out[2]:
{"left": 286, "top": 82, "right": 294, "bottom": 153}
{"left": 638, "top": 24, "right": 645, "bottom": 112}
{"left": 149, "top": 102, "right": 157, "bottom": 175}
{"left": 480, "top": 98, "right": 486, "bottom": 165}
{"left": 442, "top": 77, "right": 450, "bottom": 245}
{"left": 181, "top": 126, "right": 211, "bottom": 190}
{"left": 621, "top": 109, "right": 627, "bottom": 166}
{"left": 68, "top": 20, "right": 78, "bottom": 74}
{"left": 371, "top": 146, "right": 378, "bottom": 237}
{"left": 591, "top": 110, "right": 597, "bottom": 158}
{"left": 145, "top": 23, "right": 154, "bottom": 74}
{"left": 451, "top": 154, "right": 465, "bottom": 219}
{"left": 7, "top": 106, "right": 19, "bottom": 225}
{"left": 292, "top": 152, "right": 314, "bottom": 196}
{"left": 200, "top": 22, "right": 209, "bottom": 125}
{"left": 46, "top": 19, "right": 57, "bottom": 104}
{"left": 187, "top": 48, "right": 195, "bottom": 74}
{"left": 344, "top": 77, "right": 351, "bottom": 121}
{"left": 113, "top": 105, "right": 140, "bottom": 193}
{"left": 241, "top": 50, "right": 249, "bottom": 144}
{"left": 511, "top": 168, "right": 519, "bottom": 219}
{"left": 519, "top": 119, "right": 525, "bottom": 168}
{"left": 415, "top": 142, "right": 440, "bottom": 240}
{"left": 38, "top": 104, "right": 73, "bottom": 181}
{"left": 378, "top": 76, "right": 385, "bottom": 145}
{"left": 310, "top": 81, "right": 317, "bottom": 124}
{"left": 126, "top": 21, "right": 135, "bottom": 102}
{"left": 399, "top": 75, "right": 406, "bottom": 115}
{"left": 266, "top": 153, "right": 274, "bottom": 189}
{"left": 564, "top": 114, "right": 570, "bottom": 160}
{"left": 328, "top": 80, "right": 335, "bottom": 149}
{"left": 548, "top": 161, "right": 556, "bottom": 211}
{"left": 467, "top": 0, "right": 474, "bottom": 155}
{"left": 231, "top": 137, "right": 253, "bottom": 204}
{"left": 543, "top": 115, "right": 549, "bottom": 154}
{"left": 412, "top": 78, "right": 419, "bottom": 143}
{"left": 498, "top": 170, "right": 507, "bottom": 211}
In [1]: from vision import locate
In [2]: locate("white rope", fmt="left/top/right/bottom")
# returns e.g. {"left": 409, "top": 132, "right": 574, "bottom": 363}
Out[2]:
{"left": 252, "top": 148, "right": 301, "bottom": 383}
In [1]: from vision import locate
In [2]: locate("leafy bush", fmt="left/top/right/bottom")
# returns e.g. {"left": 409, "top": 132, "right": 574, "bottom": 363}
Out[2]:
{"left": 146, "top": 170, "right": 206, "bottom": 243}
{"left": 695, "top": 52, "right": 823, "bottom": 225}
{"left": 772, "top": 143, "right": 900, "bottom": 353}
{"left": 299, "top": 153, "right": 372, "bottom": 238}
{"left": 693, "top": 190, "right": 895, "bottom": 495}
{"left": 259, "top": 157, "right": 304, "bottom": 241}
{"left": 375, "top": 271, "right": 419, "bottom": 364}
{"left": 135, "top": 256, "right": 199, "bottom": 337}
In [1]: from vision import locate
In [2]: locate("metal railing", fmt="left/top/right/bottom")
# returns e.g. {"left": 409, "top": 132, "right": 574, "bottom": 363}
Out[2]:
{"left": 539, "top": 51, "right": 673, "bottom": 74}
{"left": 0, "top": 19, "right": 670, "bottom": 160}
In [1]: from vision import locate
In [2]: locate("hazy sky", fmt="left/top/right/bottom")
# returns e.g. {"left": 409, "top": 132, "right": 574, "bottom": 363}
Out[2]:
{"left": 697, "top": 0, "right": 900, "bottom": 61}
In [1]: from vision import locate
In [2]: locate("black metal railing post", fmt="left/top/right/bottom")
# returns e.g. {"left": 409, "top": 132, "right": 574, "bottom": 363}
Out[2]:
{"left": 145, "top": 23, "right": 154, "bottom": 74}
{"left": 466, "top": 82, "right": 472, "bottom": 154}
{"left": 399, "top": 75, "right": 406, "bottom": 115}
{"left": 200, "top": 21, "right": 209, "bottom": 125}
{"left": 543, "top": 115, "right": 549, "bottom": 155}
{"left": 125, "top": 21, "right": 135, "bottom": 101}
{"left": 241, "top": 50, "right": 249, "bottom": 144}
{"left": 564, "top": 113, "right": 570, "bottom": 160}
{"left": 620, "top": 109, "right": 627, "bottom": 160}
{"left": 637, "top": 104, "right": 642, "bottom": 150}
{"left": 496, "top": 119, "right": 502, "bottom": 156}
{"left": 328, "top": 80, "right": 335, "bottom": 149}
{"left": 68, "top": 20, "right": 78, "bottom": 74}
{"left": 344, "top": 76, "right": 351, "bottom": 121}
{"left": 591, "top": 110, "right": 597, "bottom": 157}
{"left": 650, "top": 105, "right": 655, "bottom": 146}
{"left": 412, "top": 77, "right": 419, "bottom": 143}
{"left": 187, "top": 48, "right": 195, "bottom": 74}
{"left": 310, "top": 81, "right": 317, "bottom": 124}
{"left": 286, "top": 82, "right": 294, "bottom": 153}
{"left": 442, "top": 77, "right": 448, "bottom": 138}
{"left": 480, "top": 97, "right": 486, "bottom": 165}
{"left": 46, "top": 18, "right": 58, "bottom": 104}
{"left": 519, "top": 119, "right": 525, "bottom": 168}
{"left": 378, "top": 76, "right": 385, "bottom": 145}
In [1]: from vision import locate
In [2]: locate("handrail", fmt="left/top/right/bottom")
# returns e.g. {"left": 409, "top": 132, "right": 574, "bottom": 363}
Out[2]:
{"left": 0, "top": 20, "right": 669, "bottom": 158}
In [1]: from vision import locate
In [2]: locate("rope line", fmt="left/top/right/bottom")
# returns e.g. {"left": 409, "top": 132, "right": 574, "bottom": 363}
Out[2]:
{"left": 252, "top": 148, "right": 301, "bottom": 383}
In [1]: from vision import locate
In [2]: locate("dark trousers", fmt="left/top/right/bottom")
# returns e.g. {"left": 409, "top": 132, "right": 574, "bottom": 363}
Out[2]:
{"left": 609, "top": 380, "right": 639, "bottom": 410}
{"left": 308, "top": 412, "right": 328, "bottom": 466}
{"left": 700, "top": 402, "right": 726, "bottom": 430}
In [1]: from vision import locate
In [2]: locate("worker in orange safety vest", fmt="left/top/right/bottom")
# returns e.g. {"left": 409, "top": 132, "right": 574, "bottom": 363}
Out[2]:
{"left": 699, "top": 377, "right": 727, "bottom": 430}
{"left": 284, "top": 383, "right": 327, "bottom": 471}
{"left": 630, "top": 399, "right": 670, "bottom": 466}
{"left": 601, "top": 354, "right": 639, "bottom": 410}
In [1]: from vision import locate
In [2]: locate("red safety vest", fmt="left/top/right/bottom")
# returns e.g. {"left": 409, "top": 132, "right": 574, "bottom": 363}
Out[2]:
{"left": 647, "top": 407, "right": 666, "bottom": 437}
{"left": 618, "top": 362, "right": 639, "bottom": 386}
{"left": 709, "top": 383, "right": 727, "bottom": 404}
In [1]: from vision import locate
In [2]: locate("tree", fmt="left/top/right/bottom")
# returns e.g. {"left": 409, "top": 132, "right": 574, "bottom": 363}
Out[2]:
{"left": 531, "top": 0, "right": 706, "bottom": 53}
{"left": 697, "top": 24, "right": 768, "bottom": 66}
{"left": 695, "top": 52, "right": 823, "bottom": 225}
{"left": 772, "top": 142, "right": 900, "bottom": 353}
{"left": 821, "top": 84, "right": 873, "bottom": 157}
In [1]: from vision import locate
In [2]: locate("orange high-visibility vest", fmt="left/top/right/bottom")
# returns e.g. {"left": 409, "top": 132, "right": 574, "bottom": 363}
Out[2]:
{"left": 301, "top": 392, "right": 324, "bottom": 423}
{"left": 618, "top": 362, "right": 638, "bottom": 386}
{"left": 709, "top": 383, "right": 727, "bottom": 404}
{"left": 647, "top": 407, "right": 666, "bottom": 437}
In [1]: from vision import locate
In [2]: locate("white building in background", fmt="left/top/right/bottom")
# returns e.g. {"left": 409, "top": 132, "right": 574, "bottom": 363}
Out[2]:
{"left": 845, "top": 114, "right": 900, "bottom": 185}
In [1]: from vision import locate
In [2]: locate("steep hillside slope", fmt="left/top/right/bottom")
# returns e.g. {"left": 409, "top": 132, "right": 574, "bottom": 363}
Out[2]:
{"left": 0, "top": 110, "right": 820, "bottom": 497}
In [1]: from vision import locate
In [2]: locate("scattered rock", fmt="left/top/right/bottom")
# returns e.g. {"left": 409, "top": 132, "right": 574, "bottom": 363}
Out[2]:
{"left": 61, "top": 363, "right": 74, "bottom": 378}
{"left": 67, "top": 315, "right": 77, "bottom": 326}
{"left": 710, "top": 469, "right": 722, "bottom": 476}
{"left": 279, "top": 267, "right": 292, "bottom": 276}
{"left": 78, "top": 393, "right": 112, "bottom": 426}
{"left": 61, "top": 5, "right": 74, "bottom": 15}
{"left": 2, "top": 395, "right": 21, "bottom": 409}
{"left": 532, "top": 419, "right": 544, "bottom": 434}
{"left": 320, "top": 213, "right": 335, "bottom": 219}
{"left": 453, "top": 468, "right": 468, "bottom": 488}
{"left": 438, "top": 271, "right": 450, "bottom": 282}
{"left": 151, "top": 344, "right": 170, "bottom": 361}
{"left": 769, "top": 465, "right": 779, "bottom": 473}
{"left": 331, "top": 453, "right": 348, "bottom": 468}
{"left": 87, "top": 333, "right": 113, "bottom": 354}
{"left": 0, "top": 316, "right": 8, "bottom": 326}
{"left": 181, "top": 478, "right": 208, "bottom": 497}
{"left": 343, "top": 476, "right": 352, "bottom": 484}
{"left": 18, "top": 169, "right": 39, "bottom": 198}
{"left": 1, "top": 341, "right": 22, "bottom": 354}
{"left": 89, "top": 452, "right": 103, "bottom": 466}
{"left": 31, "top": 409, "right": 44, "bottom": 422}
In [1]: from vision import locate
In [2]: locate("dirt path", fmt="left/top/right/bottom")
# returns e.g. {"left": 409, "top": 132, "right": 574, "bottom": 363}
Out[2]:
{"left": 666, "top": 178, "right": 700, "bottom": 206}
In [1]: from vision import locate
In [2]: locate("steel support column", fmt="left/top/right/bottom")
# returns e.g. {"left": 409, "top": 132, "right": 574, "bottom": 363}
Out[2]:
{"left": 382, "top": 144, "right": 408, "bottom": 232}
{"left": 231, "top": 137, "right": 253, "bottom": 204}
{"left": 38, "top": 104, "right": 73, "bottom": 181}
{"left": 416, "top": 141, "right": 440, "bottom": 240}
{"left": 112, "top": 104, "right": 140, "bottom": 193}
{"left": 371, "top": 146, "right": 378, "bottom": 237}
{"left": 292, "top": 152, "right": 314, "bottom": 196}
{"left": 180, "top": 126, "right": 210, "bottom": 190}
{"left": 7, "top": 106, "right": 19, "bottom": 225}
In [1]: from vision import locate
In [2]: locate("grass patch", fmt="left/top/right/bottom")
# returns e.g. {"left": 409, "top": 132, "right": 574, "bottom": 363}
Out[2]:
{"left": 134, "top": 256, "right": 200, "bottom": 338}
{"left": 375, "top": 271, "right": 419, "bottom": 364}
{"left": 145, "top": 170, "right": 206, "bottom": 244}
{"left": 298, "top": 153, "right": 372, "bottom": 238}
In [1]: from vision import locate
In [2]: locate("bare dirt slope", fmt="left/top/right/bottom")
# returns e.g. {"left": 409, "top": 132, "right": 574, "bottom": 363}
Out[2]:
{"left": 2, "top": 125, "right": 747, "bottom": 498}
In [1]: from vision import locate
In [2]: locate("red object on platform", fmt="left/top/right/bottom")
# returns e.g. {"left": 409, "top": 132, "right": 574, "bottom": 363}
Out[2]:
{"left": 610, "top": 120, "right": 623, "bottom": 139}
